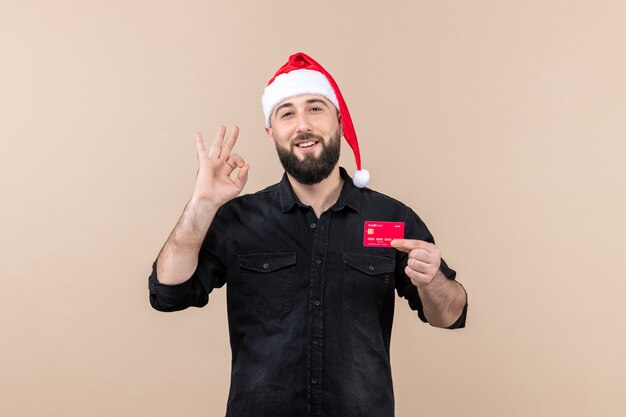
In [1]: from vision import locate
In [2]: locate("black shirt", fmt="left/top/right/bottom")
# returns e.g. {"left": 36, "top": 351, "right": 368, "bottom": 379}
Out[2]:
{"left": 148, "top": 167, "right": 467, "bottom": 417}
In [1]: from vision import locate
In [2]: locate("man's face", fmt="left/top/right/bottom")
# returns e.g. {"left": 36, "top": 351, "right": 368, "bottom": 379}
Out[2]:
{"left": 266, "top": 94, "right": 342, "bottom": 185}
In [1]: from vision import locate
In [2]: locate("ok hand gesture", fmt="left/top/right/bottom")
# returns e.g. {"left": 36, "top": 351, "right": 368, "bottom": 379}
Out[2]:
{"left": 192, "top": 125, "right": 249, "bottom": 207}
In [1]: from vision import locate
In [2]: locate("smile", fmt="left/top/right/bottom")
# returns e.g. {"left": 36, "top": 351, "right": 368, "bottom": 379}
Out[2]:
{"left": 296, "top": 140, "right": 318, "bottom": 149}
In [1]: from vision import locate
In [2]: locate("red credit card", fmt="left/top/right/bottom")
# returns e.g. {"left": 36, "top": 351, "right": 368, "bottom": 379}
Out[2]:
{"left": 363, "top": 221, "right": 405, "bottom": 247}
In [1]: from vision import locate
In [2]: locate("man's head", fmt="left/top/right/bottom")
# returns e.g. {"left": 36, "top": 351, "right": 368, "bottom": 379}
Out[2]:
{"left": 261, "top": 52, "right": 370, "bottom": 187}
{"left": 267, "top": 94, "right": 342, "bottom": 185}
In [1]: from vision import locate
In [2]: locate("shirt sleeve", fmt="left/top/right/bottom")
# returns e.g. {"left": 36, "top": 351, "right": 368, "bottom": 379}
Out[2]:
{"left": 148, "top": 204, "right": 231, "bottom": 312}
{"left": 394, "top": 208, "right": 467, "bottom": 329}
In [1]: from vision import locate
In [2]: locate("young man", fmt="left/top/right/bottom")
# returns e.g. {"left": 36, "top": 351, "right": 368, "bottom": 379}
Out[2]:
{"left": 149, "top": 52, "right": 467, "bottom": 417}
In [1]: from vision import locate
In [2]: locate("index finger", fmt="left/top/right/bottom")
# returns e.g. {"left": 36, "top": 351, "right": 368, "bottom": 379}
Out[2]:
{"left": 390, "top": 239, "right": 433, "bottom": 254}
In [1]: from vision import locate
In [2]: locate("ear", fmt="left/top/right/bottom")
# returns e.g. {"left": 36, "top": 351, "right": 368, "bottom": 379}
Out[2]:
{"left": 337, "top": 112, "right": 344, "bottom": 137}
{"left": 265, "top": 126, "right": 277, "bottom": 148}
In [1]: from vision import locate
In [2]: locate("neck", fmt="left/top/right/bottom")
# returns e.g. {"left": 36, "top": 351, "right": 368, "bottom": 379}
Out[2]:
{"left": 288, "top": 166, "right": 344, "bottom": 218}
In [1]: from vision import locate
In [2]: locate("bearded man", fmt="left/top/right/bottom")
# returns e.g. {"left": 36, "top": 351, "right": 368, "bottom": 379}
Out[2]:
{"left": 148, "top": 52, "right": 468, "bottom": 417}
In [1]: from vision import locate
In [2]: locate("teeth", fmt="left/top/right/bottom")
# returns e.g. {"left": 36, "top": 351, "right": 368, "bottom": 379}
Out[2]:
{"left": 298, "top": 141, "right": 316, "bottom": 148}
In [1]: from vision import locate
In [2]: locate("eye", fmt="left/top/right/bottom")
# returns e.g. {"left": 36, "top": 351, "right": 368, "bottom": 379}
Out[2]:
{"left": 309, "top": 106, "right": 323, "bottom": 112}
{"left": 280, "top": 111, "right": 294, "bottom": 118}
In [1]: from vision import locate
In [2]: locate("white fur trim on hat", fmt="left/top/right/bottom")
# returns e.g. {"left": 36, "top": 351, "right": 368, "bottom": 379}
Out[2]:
{"left": 262, "top": 69, "right": 339, "bottom": 127}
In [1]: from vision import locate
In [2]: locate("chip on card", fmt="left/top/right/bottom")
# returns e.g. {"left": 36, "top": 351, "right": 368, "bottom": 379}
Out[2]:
{"left": 363, "top": 221, "right": 405, "bottom": 247}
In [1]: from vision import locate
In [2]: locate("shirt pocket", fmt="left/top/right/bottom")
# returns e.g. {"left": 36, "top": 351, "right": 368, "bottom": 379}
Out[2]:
{"left": 343, "top": 253, "right": 396, "bottom": 322}
{"left": 237, "top": 252, "right": 297, "bottom": 322}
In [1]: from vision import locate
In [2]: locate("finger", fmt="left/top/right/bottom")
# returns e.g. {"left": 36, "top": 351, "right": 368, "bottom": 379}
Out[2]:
{"left": 233, "top": 164, "right": 250, "bottom": 191}
{"left": 408, "top": 248, "right": 435, "bottom": 262}
{"left": 229, "top": 154, "right": 245, "bottom": 168}
{"left": 407, "top": 258, "right": 433, "bottom": 274}
{"left": 220, "top": 125, "right": 240, "bottom": 159}
{"left": 208, "top": 125, "right": 226, "bottom": 159}
{"left": 220, "top": 154, "right": 245, "bottom": 176}
{"left": 195, "top": 132, "right": 208, "bottom": 160}
{"left": 404, "top": 266, "right": 431, "bottom": 286}
{"left": 411, "top": 250, "right": 442, "bottom": 273}
{"left": 390, "top": 239, "right": 433, "bottom": 254}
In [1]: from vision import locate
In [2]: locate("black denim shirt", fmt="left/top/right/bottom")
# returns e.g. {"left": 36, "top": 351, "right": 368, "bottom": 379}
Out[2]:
{"left": 148, "top": 167, "right": 467, "bottom": 417}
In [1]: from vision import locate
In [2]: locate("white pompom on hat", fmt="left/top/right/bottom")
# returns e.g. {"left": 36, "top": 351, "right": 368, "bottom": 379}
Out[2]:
{"left": 262, "top": 52, "right": 370, "bottom": 188}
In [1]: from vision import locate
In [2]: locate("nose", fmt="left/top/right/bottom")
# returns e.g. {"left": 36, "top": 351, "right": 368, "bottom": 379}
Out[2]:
{"left": 296, "top": 112, "right": 312, "bottom": 133}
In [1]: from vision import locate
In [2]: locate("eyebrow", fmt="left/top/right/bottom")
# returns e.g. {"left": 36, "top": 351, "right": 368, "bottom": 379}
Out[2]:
{"left": 273, "top": 98, "right": 330, "bottom": 118}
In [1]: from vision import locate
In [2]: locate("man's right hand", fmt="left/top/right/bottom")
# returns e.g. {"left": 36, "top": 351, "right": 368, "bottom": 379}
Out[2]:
{"left": 192, "top": 125, "right": 249, "bottom": 208}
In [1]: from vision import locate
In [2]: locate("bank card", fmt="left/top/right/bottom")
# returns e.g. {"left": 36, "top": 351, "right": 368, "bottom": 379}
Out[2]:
{"left": 363, "top": 221, "right": 405, "bottom": 247}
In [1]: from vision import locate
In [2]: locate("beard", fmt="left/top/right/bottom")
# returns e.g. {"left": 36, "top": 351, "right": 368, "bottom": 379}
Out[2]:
{"left": 275, "top": 128, "right": 341, "bottom": 185}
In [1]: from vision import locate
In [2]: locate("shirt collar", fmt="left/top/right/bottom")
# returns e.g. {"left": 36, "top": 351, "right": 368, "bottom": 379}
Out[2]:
{"left": 279, "top": 166, "right": 361, "bottom": 213}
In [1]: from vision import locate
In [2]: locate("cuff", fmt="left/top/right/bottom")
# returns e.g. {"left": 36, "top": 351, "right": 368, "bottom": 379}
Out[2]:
{"left": 148, "top": 261, "right": 207, "bottom": 312}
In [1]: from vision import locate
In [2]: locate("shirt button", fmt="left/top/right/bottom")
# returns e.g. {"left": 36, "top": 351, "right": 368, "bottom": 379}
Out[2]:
{"left": 263, "top": 263, "right": 269, "bottom": 269}
{"left": 311, "top": 378, "right": 318, "bottom": 384}
{"left": 315, "top": 258, "right": 322, "bottom": 265}
{"left": 368, "top": 265, "right": 375, "bottom": 271}
{"left": 310, "top": 222, "right": 317, "bottom": 229}
{"left": 313, "top": 299, "right": 321, "bottom": 306}
{"left": 312, "top": 339, "right": 319, "bottom": 345}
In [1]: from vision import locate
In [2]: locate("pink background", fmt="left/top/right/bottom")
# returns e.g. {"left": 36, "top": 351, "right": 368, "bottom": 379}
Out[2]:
{"left": 1, "top": 1, "right": 625, "bottom": 416}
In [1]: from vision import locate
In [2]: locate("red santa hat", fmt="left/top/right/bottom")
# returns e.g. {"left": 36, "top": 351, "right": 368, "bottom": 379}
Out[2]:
{"left": 262, "top": 52, "right": 370, "bottom": 188}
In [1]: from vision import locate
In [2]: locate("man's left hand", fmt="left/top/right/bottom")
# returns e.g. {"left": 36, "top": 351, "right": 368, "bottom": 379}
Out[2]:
{"left": 390, "top": 239, "right": 441, "bottom": 287}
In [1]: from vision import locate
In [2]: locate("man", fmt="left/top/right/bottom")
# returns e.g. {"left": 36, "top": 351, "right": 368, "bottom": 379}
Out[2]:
{"left": 148, "top": 52, "right": 468, "bottom": 417}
